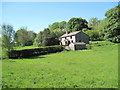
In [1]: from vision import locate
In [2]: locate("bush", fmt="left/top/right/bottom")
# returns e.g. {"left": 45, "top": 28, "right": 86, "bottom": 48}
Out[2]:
{"left": 108, "top": 35, "right": 120, "bottom": 43}
{"left": 8, "top": 45, "right": 64, "bottom": 59}
{"left": 84, "top": 30, "right": 100, "bottom": 41}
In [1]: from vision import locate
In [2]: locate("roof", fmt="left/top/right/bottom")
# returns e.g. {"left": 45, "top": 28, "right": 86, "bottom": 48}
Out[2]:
{"left": 72, "top": 42, "right": 86, "bottom": 45}
{"left": 60, "top": 31, "right": 81, "bottom": 38}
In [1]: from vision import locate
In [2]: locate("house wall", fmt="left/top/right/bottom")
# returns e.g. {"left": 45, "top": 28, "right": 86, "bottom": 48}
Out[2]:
{"left": 60, "top": 31, "right": 89, "bottom": 49}
{"left": 76, "top": 32, "right": 89, "bottom": 44}
{"left": 72, "top": 36, "right": 76, "bottom": 42}
{"left": 66, "top": 36, "right": 76, "bottom": 42}
{"left": 69, "top": 43, "right": 75, "bottom": 50}
{"left": 61, "top": 37, "right": 66, "bottom": 45}
{"left": 61, "top": 35, "right": 76, "bottom": 45}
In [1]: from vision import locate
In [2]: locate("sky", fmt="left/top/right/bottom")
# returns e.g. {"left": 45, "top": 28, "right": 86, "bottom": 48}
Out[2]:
{"left": 2, "top": 2, "right": 118, "bottom": 33}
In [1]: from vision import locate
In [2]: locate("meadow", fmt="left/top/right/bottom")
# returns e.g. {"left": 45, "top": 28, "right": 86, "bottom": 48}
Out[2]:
{"left": 2, "top": 41, "right": 118, "bottom": 88}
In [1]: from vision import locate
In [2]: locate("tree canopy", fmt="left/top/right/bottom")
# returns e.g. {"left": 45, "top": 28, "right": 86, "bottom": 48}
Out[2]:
{"left": 104, "top": 4, "right": 120, "bottom": 42}
{"left": 14, "top": 28, "right": 28, "bottom": 46}
{"left": 66, "top": 17, "right": 88, "bottom": 32}
{"left": 49, "top": 21, "right": 66, "bottom": 32}
{"left": 1, "top": 24, "right": 15, "bottom": 51}
{"left": 88, "top": 17, "right": 101, "bottom": 30}
{"left": 14, "top": 28, "right": 36, "bottom": 46}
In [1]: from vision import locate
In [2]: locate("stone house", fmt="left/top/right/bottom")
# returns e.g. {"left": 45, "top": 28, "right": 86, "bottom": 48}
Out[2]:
{"left": 59, "top": 31, "right": 89, "bottom": 50}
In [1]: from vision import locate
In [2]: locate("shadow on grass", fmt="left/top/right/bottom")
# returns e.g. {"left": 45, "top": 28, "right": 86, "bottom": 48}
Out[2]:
{"left": 28, "top": 56, "right": 45, "bottom": 59}
{"left": 1, "top": 55, "right": 45, "bottom": 60}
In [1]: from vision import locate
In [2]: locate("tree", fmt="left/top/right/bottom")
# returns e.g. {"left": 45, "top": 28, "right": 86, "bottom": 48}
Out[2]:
{"left": 34, "top": 28, "right": 51, "bottom": 46}
{"left": 14, "top": 28, "right": 28, "bottom": 46}
{"left": 97, "top": 18, "right": 108, "bottom": 40}
{"left": 33, "top": 31, "right": 43, "bottom": 47}
{"left": 59, "top": 21, "right": 66, "bottom": 31}
{"left": 34, "top": 28, "right": 63, "bottom": 47}
{"left": 42, "top": 28, "right": 51, "bottom": 46}
{"left": 104, "top": 4, "right": 120, "bottom": 42}
{"left": 49, "top": 21, "right": 67, "bottom": 32}
{"left": 1, "top": 24, "right": 15, "bottom": 51}
{"left": 66, "top": 17, "right": 88, "bottom": 32}
{"left": 84, "top": 30, "right": 100, "bottom": 41}
{"left": 49, "top": 22, "right": 60, "bottom": 32}
{"left": 1, "top": 24, "right": 15, "bottom": 58}
{"left": 26, "top": 31, "right": 36, "bottom": 46}
{"left": 88, "top": 17, "right": 101, "bottom": 30}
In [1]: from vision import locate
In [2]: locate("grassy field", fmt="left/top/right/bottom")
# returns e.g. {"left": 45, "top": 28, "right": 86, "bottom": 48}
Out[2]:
{"left": 2, "top": 41, "right": 118, "bottom": 88}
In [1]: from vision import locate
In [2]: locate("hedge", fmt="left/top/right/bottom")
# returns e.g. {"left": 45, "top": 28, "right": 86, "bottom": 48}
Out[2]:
{"left": 8, "top": 45, "right": 64, "bottom": 59}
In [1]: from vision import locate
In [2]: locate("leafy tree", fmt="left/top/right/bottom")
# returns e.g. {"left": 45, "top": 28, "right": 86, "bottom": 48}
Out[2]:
{"left": 34, "top": 28, "right": 64, "bottom": 47}
{"left": 97, "top": 18, "right": 108, "bottom": 40}
{"left": 1, "top": 24, "right": 15, "bottom": 51}
{"left": 34, "top": 28, "right": 51, "bottom": 46}
{"left": 59, "top": 21, "right": 66, "bottom": 31}
{"left": 88, "top": 17, "right": 101, "bottom": 30}
{"left": 33, "top": 31, "right": 43, "bottom": 47}
{"left": 42, "top": 28, "right": 51, "bottom": 46}
{"left": 55, "top": 30, "right": 66, "bottom": 38}
{"left": 1, "top": 24, "right": 15, "bottom": 58}
{"left": 14, "top": 28, "right": 28, "bottom": 46}
{"left": 66, "top": 17, "right": 88, "bottom": 32}
{"left": 84, "top": 30, "right": 100, "bottom": 41}
{"left": 26, "top": 31, "right": 36, "bottom": 46}
{"left": 49, "top": 22, "right": 60, "bottom": 32}
{"left": 104, "top": 4, "right": 120, "bottom": 42}
{"left": 49, "top": 21, "right": 66, "bottom": 32}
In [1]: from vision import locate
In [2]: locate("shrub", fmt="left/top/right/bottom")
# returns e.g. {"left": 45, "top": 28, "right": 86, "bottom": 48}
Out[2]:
{"left": 108, "top": 35, "right": 120, "bottom": 43}
{"left": 8, "top": 45, "right": 64, "bottom": 59}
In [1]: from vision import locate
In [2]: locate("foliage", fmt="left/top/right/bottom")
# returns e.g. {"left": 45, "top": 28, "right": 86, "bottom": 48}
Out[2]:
{"left": 59, "top": 21, "right": 66, "bottom": 30}
{"left": 88, "top": 17, "right": 101, "bottom": 30}
{"left": 14, "top": 28, "right": 28, "bottom": 46}
{"left": 34, "top": 28, "right": 65, "bottom": 47}
{"left": 104, "top": 4, "right": 120, "bottom": 42}
{"left": 1, "top": 24, "right": 15, "bottom": 59}
{"left": 66, "top": 17, "right": 88, "bottom": 32}
{"left": 84, "top": 30, "right": 100, "bottom": 41}
{"left": 34, "top": 28, "right": 52, "bottom": 46}
{"left": 33, "top": 31, "right": 43, "bottom": 47}
{"left": 2, "top": 42, "right": 118, "bottom": 88}
{"left": 1, "top": 24, "right": 15, "bottom": 51}
{"left": 26, "top": 31, "right": 36, "bottom": 46}
{"left": 8, "top": 45, "right": 64, "bottom": 58}
{"left": 49, "top": 22, "right": 60, "bottom": 32}
{"left": 49, "top": 21, "right": 66, "bottom": 32}
{"left": 96, "top": 18, "right": 108, "bottom": 40}
{"left": 14, "top": 28, "right": 36, "bottom": 46}
{"left": 42, "top": 28, "right": 52, "bottom": 46}
{"left": 107, "top": 35, "right": 120, "bottom": 43}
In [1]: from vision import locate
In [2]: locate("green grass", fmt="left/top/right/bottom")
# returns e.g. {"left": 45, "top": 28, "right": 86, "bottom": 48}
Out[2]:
{"left": 2, "top": 42, "right": 118, "bottom": 88}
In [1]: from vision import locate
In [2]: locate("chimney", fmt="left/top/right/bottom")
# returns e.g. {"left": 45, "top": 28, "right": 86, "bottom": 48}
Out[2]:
{"left": 66, "top": 31, "right": 70, "bottom": 34}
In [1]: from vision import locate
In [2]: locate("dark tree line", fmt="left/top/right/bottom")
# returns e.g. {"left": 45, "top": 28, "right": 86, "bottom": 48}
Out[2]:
{"left": 33, "top": 28, "right": 65, "bottom": 46}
